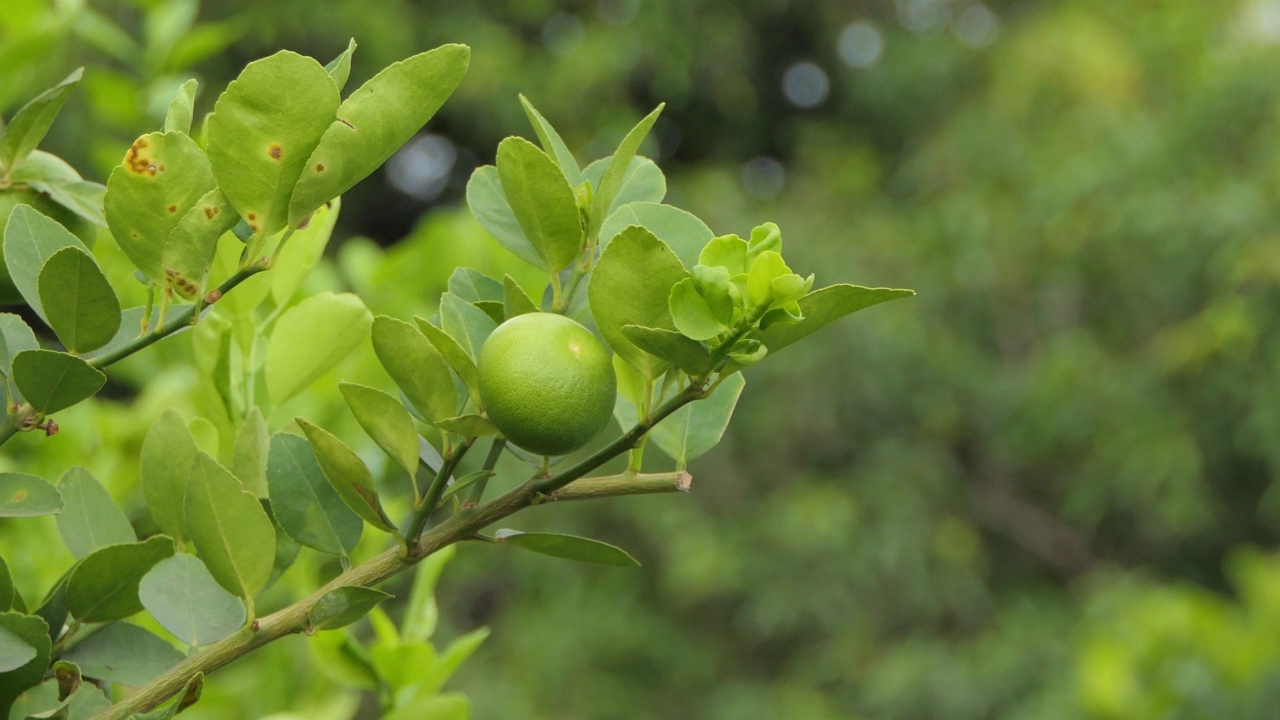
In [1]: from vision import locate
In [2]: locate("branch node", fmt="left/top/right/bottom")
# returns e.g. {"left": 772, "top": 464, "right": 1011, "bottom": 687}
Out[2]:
{"left": 675, "top": 471, "right": 693, "bottom": 492}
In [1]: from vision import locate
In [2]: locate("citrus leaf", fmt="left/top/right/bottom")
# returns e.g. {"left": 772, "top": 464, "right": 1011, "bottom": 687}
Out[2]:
{"left": 0, "top": 315, "right": 36, "bottom": 403}
{"left": 104, "top": 131, "right": 217, "bottom": 283}
{"left": 3, "top": 205, "right": 89, "bottom": 322}
{"left": 439, "top": 293, "right": 497, "bottom": 363}
{"left": 466, "top": 165, "right": 543, "bottom": 269}
{"left": 163, "top": 79, "right": 198, "bottom": 135}
{"left": 37, "top": 247, "right": 121, "bottom": 354}
{"left": 184, "top": 453, "right": 276, "bottom": 600}
{"left": 66, "top": 536, "right": 175, "bottom": 623}
{"left": 502, "top": 274, "right": 538, "bottom": 318}
{"left": 621, "top": 325, "right": 712, "bottom": 376}
{"left": 265, "top": 291, "right": 371, "bottom": 404}
{"left": 0, "top": 557, "right": 14, "bottom": 611}
{"left": 441, "top": 471, "right": 494, "bottom": 502}
{"left": 11, "top": 350, "right": 105, "bottom": 415}
{"left": 599, "top": 201, "right": 710, "bottom": 271}
{"left": 61, "top": 623, "right": 183, "bottom": 687}
{"left": 0, "top": 474, "right": 62, "bottom": 518}
{"left": 519, "top": 94, "right": 581, "bottom": 186}
{"left": 414, "top": 317, "right": 480, "bottom": 408}
{"left": 667, "top": 277, "right": 728, "bottom": 342}
{"left": 161, "top": 187, "right": 238, "bottom": 299}
{"left": 648, "top": 372, "right": 746, "bottom": 467}
{"left": 230, "top": 407, "right": 269, "bottom": 496}
{"left": 55, "top": 468, "right": 135, "bottom": 559}
{"left": 435, "top": 414, "right": 497, "bottom": 437}
{"left": 371, "top": 316, "right": 455, "bottom": 424}
{"left": 446, "top": 267, "right": 503, "bottom": 304}
{"left": 206, "top": 51, "right": 339, "bottom": 237}
{"left": 585, "top": 103, "right": 663, "bottom": 242}
{"left": 24, "top": 179, "right": 107, "bottom": 228}
{"left": 0, "top": 628, "right": 34, "bottom": 674}
{"left": 495, "top": 530, "right": 640, "bottom": 568}
{"left": 128, "top": 673, "right": 203, "bottom": 720}
{"left": 751, "top": 284, "right": 916, "bottom": 356}
{"left": 309, "top": 587, "right": 392, "bottom": 631}
{"left": 496, "top": 136, "right": 582, "bottom": 273}
{"left": 296, "top": 419, "right": 397, "bottom": 534}
{"left": 383, "top": 694, "right": 470, "bottom": 720}
{"left": 0, "top": 612, "right": 50, "bottom": 715}
{"left": 139, "top": 554, "right": 245, "bottom": 647}
{"left": 339, "top": 382, "right": 420, "bottom": 478}
{"left": 587, "top": 225, "right": 687, "bottom": 378}
{"left": 582, "top": 157, "right": 667, "bottom": 217}
{"left": 288, "top": 44, "right": 470, "bottom": 227}
{"left": 270, "top": 197, "right": 340, "bottom": 306}
{"left": 140, "top": 408, "right": 199, "bottom": 545}
{"left": 324, "top": 39, "right": 357, "bottom": 91}
{"left": 0, "top": 69, "right": 82, "bottom": 172}
{"left": 266, "top": 432, "right": 363, "bottom": 555}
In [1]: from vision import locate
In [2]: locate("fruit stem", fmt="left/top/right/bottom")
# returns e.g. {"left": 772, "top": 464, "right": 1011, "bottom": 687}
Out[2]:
{"left": 405, "top": 437, "right": 475, "bottom": 543}
{"left": 466, "top": 437, "right": 506, "bottom": 505}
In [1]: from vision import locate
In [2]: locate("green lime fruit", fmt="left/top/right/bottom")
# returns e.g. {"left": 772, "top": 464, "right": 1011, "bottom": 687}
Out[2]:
{"left": 478, "top": 312, "right": 617, "bottom": 456}
{"left": 0, "top": 188, "right": 96, "bottom": 304}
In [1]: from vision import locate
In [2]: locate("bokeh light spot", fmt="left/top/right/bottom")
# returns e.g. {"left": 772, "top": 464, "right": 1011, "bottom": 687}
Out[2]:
{"left": 781, "top": 62, "right": 830, "bottom": 109}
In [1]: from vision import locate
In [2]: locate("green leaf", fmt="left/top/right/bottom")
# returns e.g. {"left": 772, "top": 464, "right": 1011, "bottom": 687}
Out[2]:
{"left": 265, "top": 291, "right": 372, "bottom": 405}
{"left": 383, "top": 694, "right": 470, "bottom": 720}
{"left": 185, "top": 452, "right": 276, "bottom": 600}
{"left": 698, "top": 234, "right": 749, "bottom": 275}
{"left": 104, "top": 131, "right": 217, "bottom": 283}
{"left": 61, "top": 623, "right": 183, "bottom": 687}
{"left": 435, "top": 414, "right": 497, "bottom": 437}
{"left": 11, "top": 350, "right": 106, "bottom": 414}
{"left": 587, "top": 225, "right": 688, "bottom": 378}
{"left": 502, "top": 274, "right": 538, "bottom": 318}
{"left": 621, "top": 325, "right": 712, "bottom": 376}
{"left": 585, "top": 103, "right": 663, "bottom": 242}
{"left": 163, "top": 79, "right": 198, "bottom": 134}
{"left": 668, "top": 277, "right": 728, "bottom": 342}
{"left": 0, "top": 474, "right": 62, "bottom": 517}
{"left": 339, "top": 383, "right": 420, "bottom": 478}
{"left": 496, "top": 136, "right": 582, "bottom": 273}
{"left": 309, "top": 631, "right": 379, "bottom": 690}
{"left": 447, "top": 267, "right": 503, "bottom": 304}
{"left": 649, "top": 372, "right": 746, "bottom": 466}
{"left": 138, "top": 554, "right": 245, "bottom": 647}
{"left": 289, "top": 44, "right": 471, "bottom": 227}
{"left": 746, "top": 221, "right": 782, "bottom": 266}
{"left": 751, "top": 284, "right": 916, "bottom": 356}
{"left": 439, "top": 293, "right": 497, "bottom": 363}
{"left": 66, "top": 536, "right": 175, "bottom": 623}
{"left": 0, "top": 556, "right": 13, "bottom": 611}
{"left": 160, "top": 187, "right": 238, "bottom": 299}
{"left": 267, "top": 433, "right": 363, "bottom": 556}
{"left": 296, "top": 419, "right": 397, "bottom": 534}
{"left": 371, "top": 316, "right": 456, "bottom": 424}
{"left": 419, "top": 627, "right": 490, "bottom": 695}
{"left": 33, "top": 575, "right": 68, "bottom": 647}
{"left": 0, "top": 69, "right": 82, "bottom": 172}
{"left": 582, "top": 157, "right": 667, "bottom": 217}
{"left": 496, "top": 530, "right": 639, "bottom": 567}
{"left": 128, "top": 673, "right": 202, "bottom": 720}
{"left": 308, "top": 587, "right": 392, "bottom": 631}
{"left": 324, "top": 39, "right": 357, "bottom": 91}
{"left": 599, "top": 201, "right": 710, "bottom": 271}
{"left": 55, "top": 468, "right": 135, "bottom": 559}
{"left": 466, "top": 165, "right": 543, "bottom": 268}
{"left": 140, "top": 408, "right": 199, "bottom": 545}
{"left": 230, "top": 407, "right": 269, "bottom": 496}
{"left": 37, "top": 247, "right": 121, "bottom": 354}
{"left": 3, "top": 205, "right": 89, "bottom": 322}
{"left": 23, "top": 179, "right": 107, "bottom": 228}
{"left": 263, "top": 499, "right": 302, "bottom": 593}
{"left": 270, "top": 198, "right": 340, "bottom": 306}
{"left": 403, "top": 545, "right": 454, "bottom": 643}
{"left": 0, "top": 628, "right": 35, "bottom": 674}
{"left": 371, "top": 642, "right": 437, "bottom": 695}
{"left": 519, "top": 94, "right": 581, "bottom": 185}
{"left": 0, "top": 314, "right": 36, "bottom": 403}
{"left": 746, "top": 251, "right": 790, "bottom": 306}
{"left": 206, "top": 51, "right": 339, "bottom": 238}
{"left": 0, "top": 612, "right": 50, "bottom": 716}
{"left": 441, "top": 471, "right": 494, "bottom": 502}
{"left": 414, "top": 317, "right": 480, "bottom": 408}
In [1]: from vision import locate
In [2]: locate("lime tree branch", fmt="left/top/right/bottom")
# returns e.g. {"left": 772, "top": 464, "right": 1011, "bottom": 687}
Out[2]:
{"left": 91, "top": 470, "right": 694, "bottom": 720}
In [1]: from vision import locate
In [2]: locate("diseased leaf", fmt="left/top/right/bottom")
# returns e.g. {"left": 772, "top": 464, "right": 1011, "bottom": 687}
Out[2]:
{"left": 308, "top": 587, "right": 392, "bottom": 631}
{"left": 161, "top": 187, "right": 238, "bottom": 298}
{"left": 55, "top": 468, "right": 135, "bottom": 559}
{"left": 10, "top": 350, "right": 106, "bottom": 414}
{"left": 495, "top": 530, "right": 639, "bottom": 568}
{"left": 139, "top": 554, "right": 245, "bottom": 647}
{"left": 265, "top": 292, "right": 371, "bottom": 405}
{"left": 266, "top": 433, "right": 362, "bottom": 555}
{"left": 66, "top": 536, "right": 175, "bottom": 623}
{"left": 37, "top": 246, "right": 121, "bottom": 353}
{"left": 184, "top": 453, "right": 276, "bottom": 600}
{"left": 587, "top": 226, "right": 688, "bottom": 378}
{"left": 289, "top": 45, "right": 470, "bottom": 227}
{"left": 206, "top": 51, "right": 339, "bottom": 237}
{"left": 0, "top": 474, "right": 62, "bottom": 518}
{"left": 297, "top": 419, "right": 397, "bottom": 534}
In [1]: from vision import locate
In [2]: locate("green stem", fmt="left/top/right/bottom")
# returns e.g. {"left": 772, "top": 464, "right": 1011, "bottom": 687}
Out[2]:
{"left": 0, "top": 407, "right": 33, "bottom": 446}
{"left": 404, "top": 438, "right": 475, "bottom": 544}
{"left": 88, "top": 264, "right": 267, "bottom": 370}
{"left": 91, "top": 470, "right": 693, "bottom": 720}
{"left": 466, "top": 437, "right": 506, "bottom": 505}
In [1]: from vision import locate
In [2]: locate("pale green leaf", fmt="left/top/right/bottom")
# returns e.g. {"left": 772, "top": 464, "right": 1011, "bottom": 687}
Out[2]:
{"left": 140, "top": 408, "right": 199, "bottom": 545}
{"left": 163, "top": 79, "right": 198, "bottom": 134}
{"left": 324, "top": 39, "right": 357, "bottom": 91}
{"left": 55, "top": 468, "right": 135, "bottom": 559}
{"left": 0, "top": 69, "right": 82, "bottom": 172}
{"left": 161, "top": 187, "right": 238, "bottom": 299}
{"left": 751, "top": 284, "right": 916, "bottom": 356}
{"left": 0, "top": 474, "right": 61, "bottom": 518}
{"left": 297, "top": 419, "right": 397, "bottom": 534}
{"left": 139, "top": 554, "right": 245, "bottom": 647}
{"left": 496, "top": 136, "right": 582, "bottom": 273}
{"left": 66, "top": 536, "right": 175, "bottom": 623}
{"left": 519, "top": 94, "right": 581, "bottom": 186}
{"left": 271, "top": 198, "right": 340, "bottom": 306}
{"left": 339, "top": 382, "right": 420, "bottom": 478}
{"left": 185, "top": 453, "right": 276, "bottom": 600}
{"left": 265, "top": 291, "right": 372, "bottom": 404}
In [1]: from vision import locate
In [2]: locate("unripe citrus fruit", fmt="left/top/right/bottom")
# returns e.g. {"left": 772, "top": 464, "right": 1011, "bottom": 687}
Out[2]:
{"left": 478, "top": 312, "right": 616, "bottom": 456}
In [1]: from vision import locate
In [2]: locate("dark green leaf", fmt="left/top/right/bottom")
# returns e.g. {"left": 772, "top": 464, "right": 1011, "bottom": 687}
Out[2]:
{"left": 0, "top": 612, "right": 50, "bottom": 717}
{"left": 61, "top": 623, "right": 183, "bottom": 687}
{"left": 308, "top": 587, "right": 392, "bottom": 631}
{"left": 185, "top": 453, "right": 276, "bottom": 600}
{"left": 495, "top": 530, "right": 640, "bottom": 568}
{"left": 297, "top": 419, "right": 397, "bottom": 534}
{"left": 751, "top": 284, "right": 916, "bottom": 356}
{"left": 139, "top": 554, "right": 245, "bottom": 647}
{"left": 266, "top": 432, "right": 363, "bottom": 555}
{"left": 0, "top": 628, "right": 34, "bottom": 674}
{"left": 55, "top": 468, "right": 135, "bottom": 559}
{"left": 11, "top": 350, "right": 106, "bottom": 414}
{"left": 37, "top": 247, "right": 120, "bottom": 354}
{"left": 496, "top": 136, "right": 582, "bottom": 273}
{"left": 0, "top": 557, "right": 13, "bottom": 612}
{"left": 66, "top": 536, "right": 175, "bottom": 623}
{"left": 2, "top": 205, "right": 89, "bottom": 322}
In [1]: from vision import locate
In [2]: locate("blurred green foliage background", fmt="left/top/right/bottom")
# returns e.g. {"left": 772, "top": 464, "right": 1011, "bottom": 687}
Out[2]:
{"left": 5, "top": 0, "right": 1280, "bottom": 717}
